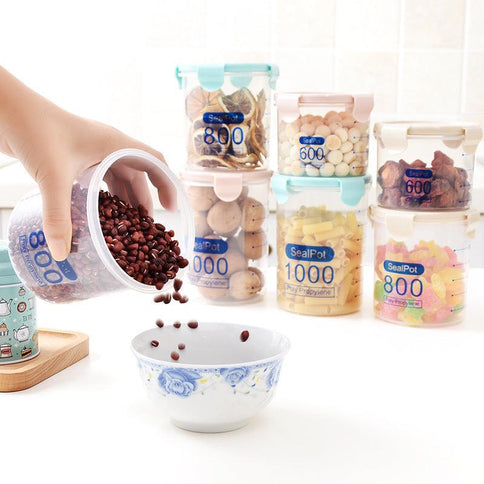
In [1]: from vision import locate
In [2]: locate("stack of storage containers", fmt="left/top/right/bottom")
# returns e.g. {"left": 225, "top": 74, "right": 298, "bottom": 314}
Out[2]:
{"left": 371, "top": 122, "right": 482, "bottom": 327}
{"left": 176, "top": 64, "right": 278, "bottom": 303}
{"left": 272, "top": 93, "right": 374, "bottom": 316}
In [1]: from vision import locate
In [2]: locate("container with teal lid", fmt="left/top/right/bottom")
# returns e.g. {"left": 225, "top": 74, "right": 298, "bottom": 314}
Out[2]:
{"left": 272, "top": 175, "right": 371, "bottom": 316}
{"left": 176, "top": 63, "right": 279, "bottom": 171}
{"left": 0, "top": 241, "right": 39, "bottom": 364}
{"left": 276, "top": 92, "right": 374, "bottom": 177}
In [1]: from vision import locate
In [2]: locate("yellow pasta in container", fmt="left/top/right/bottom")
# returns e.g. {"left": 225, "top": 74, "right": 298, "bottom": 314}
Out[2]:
{"left": 272, "top": 174, "right": 371, "bottom": 316}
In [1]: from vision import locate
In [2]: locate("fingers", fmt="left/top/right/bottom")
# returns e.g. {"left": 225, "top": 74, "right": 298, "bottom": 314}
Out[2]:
{"left": 38, "top": 173, "right": 73, "bottom": 261}
{"left": 97, "top": 126, "right": 176, "bottom": 211}
{"left": 117, "top": 139, "right": 177, "bottom": 211}
{"left": 125, "top": 172, "right": 153, "bottom": 214}
{"left": 145, "top": 168, "right": 178, "bottom": 212}
{"left": 125, "top": 137, "right": 166, "bottom": 165}
{"left": 105, "top": 170, "right": 130, "bottom": 202}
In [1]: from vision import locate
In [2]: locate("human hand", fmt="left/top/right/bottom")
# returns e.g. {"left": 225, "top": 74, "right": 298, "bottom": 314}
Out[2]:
{"left": 0, "top": 66, "right": 175, "bottom": 261}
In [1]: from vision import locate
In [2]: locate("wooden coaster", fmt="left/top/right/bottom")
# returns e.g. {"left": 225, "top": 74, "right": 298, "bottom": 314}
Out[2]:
{"left": 0, "top": 328, "right": 89, "bottom": 392}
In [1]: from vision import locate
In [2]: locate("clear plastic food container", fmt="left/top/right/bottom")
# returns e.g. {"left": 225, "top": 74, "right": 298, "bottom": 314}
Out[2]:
{"left": 8, "top": 149, "right": 193, "bottom": 303}
{"left": 370, "top": 206, "right": 479, "bottom": 327}
{"left": 375, "top": 122, "right": 483, "bottom": 210}
{"left": 276, "top": 93, "right": 374, "bottom": 177}
{"left": 272, "top": 174, "right": 371, "bottom": 316}
{"left": 176, "top": 63, "right": 279, "bottom": 171}
{"left": 181, "top": 170, "right": 272, "bottom": 303}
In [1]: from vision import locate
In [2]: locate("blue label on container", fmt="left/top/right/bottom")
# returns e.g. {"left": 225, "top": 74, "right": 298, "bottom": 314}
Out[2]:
{"left": 405, "top": 169, "right": 433, "bottom": 179}
{"left": 203, "top": 112, "right": 244, "bottom": 124}
{"left": 55, "top": 259, "right": 78, "bottom": 281}
{"left": 383, "top": 260, "right": 425, "bottom": 275}
{"left": 194, "top": 237, "right": 228, "bottom": 254}
{"left": 285, "top": 244, "right": 334, "bottom": 262}
{"left": 19, "top": 232, "right": 78, "bottom": 286}
{"left": 299, "top": 136, "right": 325, "bottom": 145}
{"left": 19, "top": 235, "right": 45, "bottom": 287}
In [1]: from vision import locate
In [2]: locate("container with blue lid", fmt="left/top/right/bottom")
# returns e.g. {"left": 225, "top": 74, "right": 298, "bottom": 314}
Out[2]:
{"left": 0, "top": 241, "right": 39, "bottom": 364}
{"left": 272, "top": 174, "right": 371, "bottom": 316}
{"left": 176, "top": 63, "right": 279, "bottom": 171}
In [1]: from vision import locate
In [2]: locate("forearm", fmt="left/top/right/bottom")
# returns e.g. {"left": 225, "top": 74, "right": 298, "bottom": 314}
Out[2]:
{"left": 0, "top": 66, "right": 62, "bottom": 159}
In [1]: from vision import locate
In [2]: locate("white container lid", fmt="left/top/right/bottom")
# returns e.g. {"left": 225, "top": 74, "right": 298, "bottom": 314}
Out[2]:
{"left": 374, "top": 121, "right": 483, "bottom": 154}
{"left": 369, "top": 205, "right": 479, "bottom": 241}
{"left": 276, "top": 92, "right": 374, "bottom": 123}
{"left": 180, "top": 170, "right": 272, "bottom": 202}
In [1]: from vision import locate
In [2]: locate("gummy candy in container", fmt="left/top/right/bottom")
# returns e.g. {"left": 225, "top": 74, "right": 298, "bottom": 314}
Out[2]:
{"left": 369, "top": 206, "right": 479, "bottom": 327}
{"left": 276, "top": 92, "right": 374, "bottom": 177}
{"left": 180, "top": 170, "right": 271, "bottom": 303}
{"left": 7, "top": 149, "right": 193, "bottom": 303}
{"left": 272, "top": 174, "right": 371, "bottom": 316}
{"left": 176, "top": 63, "right": 279, "bottom": 171}
{"left": 374, "top": 122, "right": 482, "bottom": 211}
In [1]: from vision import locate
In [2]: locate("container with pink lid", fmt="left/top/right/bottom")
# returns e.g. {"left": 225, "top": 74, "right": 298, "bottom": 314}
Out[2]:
{"left": 276, "top": 93, "right": 374, "bottom": 177}
{"left": 375, "top": 122, "right": 483, "bottom": 211}
{"left": 181, "top": 170, "right": 271, "bottom": 303}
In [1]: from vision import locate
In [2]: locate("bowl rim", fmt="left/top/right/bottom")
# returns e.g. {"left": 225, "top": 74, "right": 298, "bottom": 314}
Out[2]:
{"left": 131, "top": 322, "right": 291, "bottom": 369}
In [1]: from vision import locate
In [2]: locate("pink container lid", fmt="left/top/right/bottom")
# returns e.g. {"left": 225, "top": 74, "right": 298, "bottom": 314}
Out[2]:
{"left": 180, "top": 170, "right": 272, "bottom": 202}
{"left": 276, "top": 92, "right": 374, "bottom": 123}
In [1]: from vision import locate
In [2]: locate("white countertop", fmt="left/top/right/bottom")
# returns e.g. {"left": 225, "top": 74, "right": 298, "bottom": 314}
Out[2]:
{"left": 2, "top": 267, "right": 484, "bottom": 484}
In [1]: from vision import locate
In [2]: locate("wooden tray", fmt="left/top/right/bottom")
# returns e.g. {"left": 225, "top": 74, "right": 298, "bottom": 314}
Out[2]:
{"left": 0, "top": 328, "right": 89, "bottom": 392}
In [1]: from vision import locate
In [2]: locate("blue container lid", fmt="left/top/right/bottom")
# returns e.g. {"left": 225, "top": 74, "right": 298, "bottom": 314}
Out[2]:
{"left": 0, "top": 241, "right": 21, "bottom": 285}
{"left": 272, "top": 174, "right": 372, "bottom": 207}
{"left": 176, "top": 63, "right": 279, "bottom": 91}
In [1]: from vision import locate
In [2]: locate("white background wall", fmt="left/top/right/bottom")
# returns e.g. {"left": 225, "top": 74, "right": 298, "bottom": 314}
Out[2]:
{"left": 1, "top": 0, "right": 483, "bottom": 169}
{"left": 1, "top": 0, "right": 484, "bottom": 265}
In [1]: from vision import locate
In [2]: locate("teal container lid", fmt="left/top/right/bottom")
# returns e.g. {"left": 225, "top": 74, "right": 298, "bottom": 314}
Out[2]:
{"left": 0, "top": 241, "right": 21, "bottom": 285}
{"left": 272, "top": 174, "right": 372, "bottom": 207}
{"left": 175, "top": 63, "right": 279, "bottom": 91}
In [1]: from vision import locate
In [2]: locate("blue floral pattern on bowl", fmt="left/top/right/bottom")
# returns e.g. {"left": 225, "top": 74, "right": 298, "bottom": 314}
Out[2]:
{"left": 220, "top": 367, "right": 250, "bottom": 387}
{"left": 158, "top": 368, "right": 201, "bottom": 398}
{"left": 138, "top": 358, "right": 284, "bottom": 399}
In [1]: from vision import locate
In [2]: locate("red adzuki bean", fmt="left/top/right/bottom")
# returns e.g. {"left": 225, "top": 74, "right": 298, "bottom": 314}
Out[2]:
{"left": 240, "top": 330, "right": 250, "bottom": 342}
{"left": 99, "top": 190, "right": 189, "bottom": 292}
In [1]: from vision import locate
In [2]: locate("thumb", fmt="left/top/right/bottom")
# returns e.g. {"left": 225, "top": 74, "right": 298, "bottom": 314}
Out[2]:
{"left": 38, "top": 174, "right": 73, "bottom": 261}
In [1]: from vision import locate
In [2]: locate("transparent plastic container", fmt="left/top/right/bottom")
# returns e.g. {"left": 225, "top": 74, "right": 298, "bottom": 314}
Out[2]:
{"left": 370, "top": 206, "right": 479, "bottom": 327}
{"left": 276, "top": 93, "right": 374, "bottom": 177}
{"left": 181, "top": 170, "right": 272, "bottom": 304}
{"left": 176, "top": 63, "right": 279, "bottom": 171}
{"left": 374, "top": 122, "right": 483, "bottom": 210}
{"left": 8, "top": 149, "right": 193, "bottom": 303}
{"left": 272, "top": 175, "right": 371, "bottom": 316}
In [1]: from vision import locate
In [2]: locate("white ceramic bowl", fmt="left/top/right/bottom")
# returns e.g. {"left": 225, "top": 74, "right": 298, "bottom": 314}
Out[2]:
{"left": 132, "top": 322, "right": 290, "bottom": 432}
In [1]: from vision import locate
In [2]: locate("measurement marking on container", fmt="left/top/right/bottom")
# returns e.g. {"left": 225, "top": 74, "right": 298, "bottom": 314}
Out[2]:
{"left": 284, "top": 283, "right": 335, "bottom": 298}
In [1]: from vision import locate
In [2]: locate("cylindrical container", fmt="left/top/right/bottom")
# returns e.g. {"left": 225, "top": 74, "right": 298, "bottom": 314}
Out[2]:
{"left": 181, "top": 170, "right": 272, "bottom": 303}
{"left": 374, "top": 122, "right": 483, "bottom": 210}
{"left": 176, "top": 63, "right": 279, "bottom": 171}
{"left": 276, "top": 93, "right": 374, "bottom": 177}
{"left": 8, "top": 149, "right": 193, "bottom": 303}
{"left": 272, "top": 175, "right": 371, "bottom": 316}
{"left": 370, "top": 206, "right": 478, "bottom": 327}
{"left": 0, "top": 241, "right": 39, "bottom": 364}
